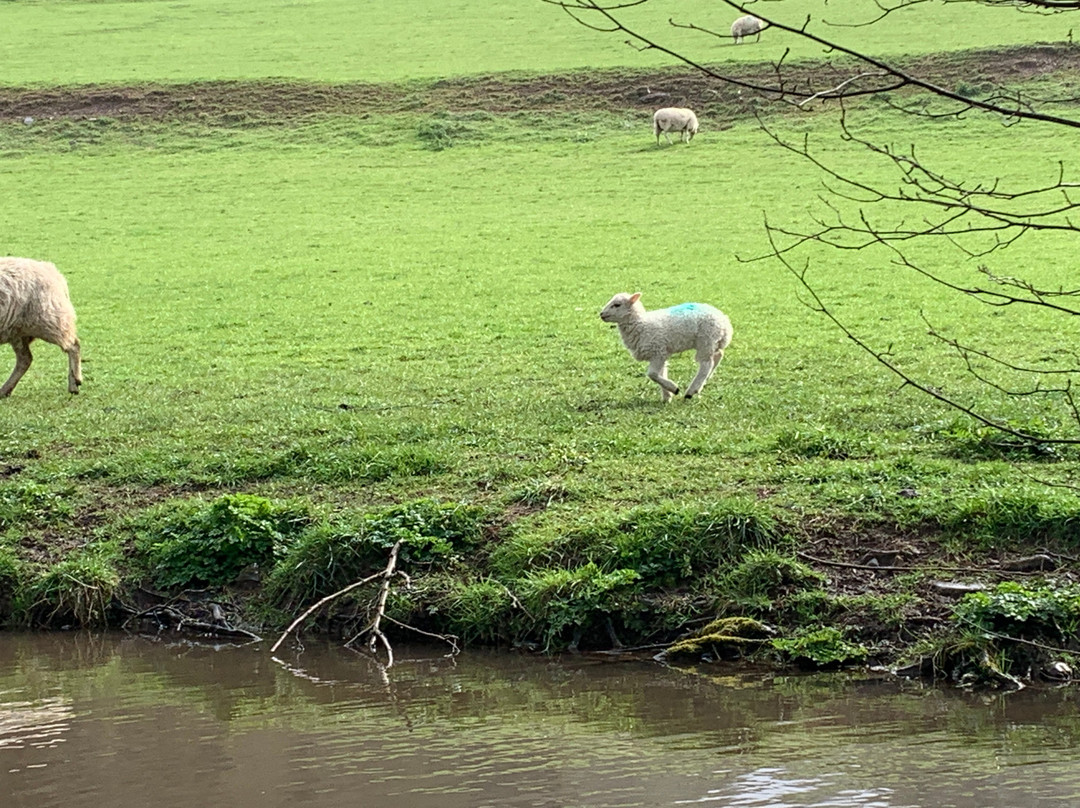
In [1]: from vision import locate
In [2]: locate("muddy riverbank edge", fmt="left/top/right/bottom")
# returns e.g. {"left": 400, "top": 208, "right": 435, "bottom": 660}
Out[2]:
{"left": 4, "top": 492, "right": 1079, "bottom": 692}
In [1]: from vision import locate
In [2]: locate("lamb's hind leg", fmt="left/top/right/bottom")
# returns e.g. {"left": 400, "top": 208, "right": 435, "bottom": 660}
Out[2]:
{"left": 685, "top": 346, "right": 724, "bottom": 399}
{"left": 66, "top": 337, "right": 82, "bottom": 394}
{"left": 647, "top": 358, "right": 680, "bottom": 403}
{"left": 0, "top": 338, "right": 33, "bottom": 398}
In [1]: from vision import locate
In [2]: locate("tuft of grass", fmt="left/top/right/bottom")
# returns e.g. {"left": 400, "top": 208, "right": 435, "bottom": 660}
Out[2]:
{"left": 73, "top": 442, "right": 449, "bottom": 488}
{"left": 207, "top": 443, "right": 450, "bottom": 485}
{"left": 941, "top": 419, "right": 1063, "bottom": 461}
{"left": 437, "top": 577, "right": 515, "bottom": 644}
{"left": 491, "top": 499, "right": 779, "bottom": 588}
{"left": 17, "top": 547, "right": 121, "bottom": 629}
{"left": 264, "top": 499, "right": 490, "bottom": 612}
{"left": 937, "top": 491, "right": 1080, "bottom": 550}
{"left": 0, "top": 480, "right": 75, "bottom": 530}
{"left": 416, "top": 113, "right": 483, "bottom": 150}
{"left": 774, "top": 427, "right": 867, "bottom": 461}
{"left": 513, "top": 563, "right": 641, "bottom": 651}
{"left": 507, "top": 477, "right": 578, "bottom": 508}
{"left": 713, "top": 549, "right": 825, "bottom": 612}
{"left": 771, "top": 627, "right": 868, "bottom": 667}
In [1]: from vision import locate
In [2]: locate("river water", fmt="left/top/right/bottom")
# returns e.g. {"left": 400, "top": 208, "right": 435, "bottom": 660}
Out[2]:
{"left": 2, "top": 633, "right": 1079, "bottom": 808}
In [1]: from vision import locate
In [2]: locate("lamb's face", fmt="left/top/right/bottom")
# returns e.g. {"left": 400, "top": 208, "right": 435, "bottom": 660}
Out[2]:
{"left": 600, "top": 293, "right": 638, "bottom": 324}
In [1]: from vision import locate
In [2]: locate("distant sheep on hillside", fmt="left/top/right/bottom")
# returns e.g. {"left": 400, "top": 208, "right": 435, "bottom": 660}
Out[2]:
{"left": 652, "top": 107, "right": 699, "bottom": 146}
{"left": 731, "top": 15, "right": 763, "bottom": 44}
{"left": 0, "top": 257, "right": 82, "bottom": 398}
{"left": 600, "top": 292, "right": 732, "bottom": 402}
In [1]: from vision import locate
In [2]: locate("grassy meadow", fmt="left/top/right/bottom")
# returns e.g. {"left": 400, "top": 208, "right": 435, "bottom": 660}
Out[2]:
{"left": 2, "top": 0, "right": 1080, "bottom": 670}
{"left": 0, "top": 0, "right": 1071, "bottom": 83}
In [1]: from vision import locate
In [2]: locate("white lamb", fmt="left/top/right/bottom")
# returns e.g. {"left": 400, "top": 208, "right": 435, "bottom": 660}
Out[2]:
{"left": 0, "top": 257, "right": 82, "bottom": 398}
{"left": 600, "top": 292, "right": 732, "bottom": 402}
{"left": 652, "top": 107, "right": 699, "bottom": 146}
{"left": 731, "top": 15, "right": 763, "bottom": 44}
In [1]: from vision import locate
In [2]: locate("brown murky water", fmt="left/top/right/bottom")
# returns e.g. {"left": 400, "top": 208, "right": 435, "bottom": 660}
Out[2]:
{"left": 2, "top": 633, "right": 1080, "bottom": 808}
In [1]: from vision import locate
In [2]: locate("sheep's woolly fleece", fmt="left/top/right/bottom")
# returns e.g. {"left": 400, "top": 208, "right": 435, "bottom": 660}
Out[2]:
{"left": 0, "top": 257, "right": 82, "bottom": 397}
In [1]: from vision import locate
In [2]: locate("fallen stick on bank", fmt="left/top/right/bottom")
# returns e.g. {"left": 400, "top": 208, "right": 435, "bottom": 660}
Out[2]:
{"left": 269, "top": 541, "right": 403, "bottom": 655}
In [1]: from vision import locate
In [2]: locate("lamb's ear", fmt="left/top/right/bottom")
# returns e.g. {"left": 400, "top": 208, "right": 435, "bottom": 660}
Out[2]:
{"left": 629, "top": 292, "right": 642, "bottom": 304}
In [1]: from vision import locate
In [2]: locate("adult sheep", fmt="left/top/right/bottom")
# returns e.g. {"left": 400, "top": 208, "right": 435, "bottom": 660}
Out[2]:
{"left": 731, "top": 15, "right": 763, "bottom": 44}
{"left": 600, "top": 292, "right": 732, "bottom": 402}
{"left": 652, "top": 107, "right": 699, "bottom": 146}
{"left": 0, "top": 257, "right": 82, "bottom": 398}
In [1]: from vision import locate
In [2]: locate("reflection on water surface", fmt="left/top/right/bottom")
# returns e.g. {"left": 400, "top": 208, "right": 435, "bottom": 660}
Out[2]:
{"left": 2, "top": 633, "right": 1079, "bottom": 807}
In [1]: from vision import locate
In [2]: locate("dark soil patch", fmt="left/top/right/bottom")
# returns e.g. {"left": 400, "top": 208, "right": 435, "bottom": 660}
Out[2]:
{"left": 790, "top": 514, "right": 1080, "bottom": 647}
{"left": 1, "top": 44, "right": 1076, "bottom": 124}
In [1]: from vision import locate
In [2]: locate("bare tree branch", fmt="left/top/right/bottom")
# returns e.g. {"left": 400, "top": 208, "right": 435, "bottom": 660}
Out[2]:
{"left": 269, "top": 568, "right": 385, "bottom": 654}
{"left": 544, "top": 0, "right": 1080, "bottom": 125}
{"left": 761, "top": 217, "right": 1080, "bottom": 445}
{"left": 548, "top": 0, "right": 1080, "bottom": 445}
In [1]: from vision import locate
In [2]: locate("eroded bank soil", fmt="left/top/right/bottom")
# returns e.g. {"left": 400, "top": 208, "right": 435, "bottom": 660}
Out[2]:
{"left": 1, "top": 44, "right": 1076, "bottom": 123}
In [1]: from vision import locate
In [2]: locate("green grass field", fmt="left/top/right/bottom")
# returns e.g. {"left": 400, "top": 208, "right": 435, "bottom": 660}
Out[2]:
{"left": 0, "top": 0, "right": 1070, "bottom": 84}
{"left": 2, "top": 0, "right": 1080, "bottom": 663}
{"left": 1, "top": 110, "right": 1071, "bottom": 505}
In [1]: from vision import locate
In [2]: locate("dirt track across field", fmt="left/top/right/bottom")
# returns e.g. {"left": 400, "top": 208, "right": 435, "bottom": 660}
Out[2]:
{"left": 0, "top": 44, "right": 1076, "bottom": 123}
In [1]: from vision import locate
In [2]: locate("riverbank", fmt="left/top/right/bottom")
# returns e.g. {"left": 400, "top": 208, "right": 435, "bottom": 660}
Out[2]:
{"left": 5, "top": 491, "right": 1079, "bottom": 689}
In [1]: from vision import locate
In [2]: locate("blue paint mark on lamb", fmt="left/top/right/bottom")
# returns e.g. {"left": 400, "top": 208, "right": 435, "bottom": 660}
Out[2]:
{"left": 667, "top": 303, "right": 703, "bottom": 317}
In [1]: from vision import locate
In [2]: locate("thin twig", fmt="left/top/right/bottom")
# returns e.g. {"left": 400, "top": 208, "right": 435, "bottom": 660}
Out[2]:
{"left": 796, "top": 551, "right": 1060, "bottom": 575}
{"left": 383, "top": 615, "right": 461, "bottom": 657}
{"left": 344, "top": 540, "right": 404, "bottom": 667}
{"left": 798, "top": 71, "right": 889, "bottom": 107}
{"left": 269, "top": 569, "right": 384, "bottom": 654}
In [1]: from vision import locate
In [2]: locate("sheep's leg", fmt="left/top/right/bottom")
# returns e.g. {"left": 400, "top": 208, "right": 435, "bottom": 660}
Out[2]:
{"left": 0, "top": 337, "right": 33, "bottom": 398}
{"left": 685, "top": 346, "right": 724, "bottom": 399}
{"left": 684, "top": 359, "right": 715, "bottom": 399}
{"left": 647, "top": 358, "right": 679, "bottom": 402}
{"left": 66, "top": 337, "right": 82, "bottom": 394}
{"left": 664, "top": 131, "right": 674, "bottom": 146}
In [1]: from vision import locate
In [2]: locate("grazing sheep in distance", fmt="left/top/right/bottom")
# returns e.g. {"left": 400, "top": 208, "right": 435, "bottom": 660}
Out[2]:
{"left": 600, "top": 292, "right": 732, "bottom": 402}
{"left": 731, "top": 15, "right": 763, "bottom": 44}
{"left": 0, "top": 257, "right": 82, "bottom": 398}
{"left": 652, "top": 107, "right": 699, "bottom": 146}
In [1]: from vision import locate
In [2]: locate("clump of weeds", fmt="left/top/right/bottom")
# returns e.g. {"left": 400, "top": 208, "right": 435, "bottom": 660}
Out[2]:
{"left": 133, "top": 493, "right": 312, "bottom": 589}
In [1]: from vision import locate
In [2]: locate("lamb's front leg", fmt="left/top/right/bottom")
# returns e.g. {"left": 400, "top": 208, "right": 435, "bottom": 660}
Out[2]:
{"left": 647, "top": 358, "right": 679, "bottom": 403}
{"left": 685, "top": 356, "right": 717, "bottom": 399}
